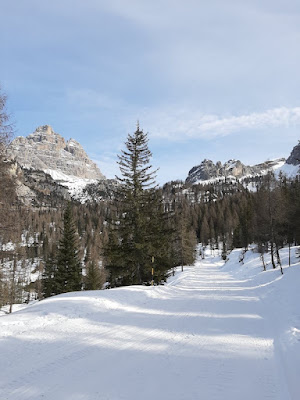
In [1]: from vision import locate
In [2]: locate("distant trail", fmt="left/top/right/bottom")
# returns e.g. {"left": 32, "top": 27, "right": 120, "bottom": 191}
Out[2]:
{"left": 0, "top": 254, "right": 292, "bottom": 400}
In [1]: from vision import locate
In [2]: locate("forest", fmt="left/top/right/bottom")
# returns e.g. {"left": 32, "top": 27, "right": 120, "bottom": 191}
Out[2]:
{"left": 0, "top": 88, "right": 300, "bottom": 311}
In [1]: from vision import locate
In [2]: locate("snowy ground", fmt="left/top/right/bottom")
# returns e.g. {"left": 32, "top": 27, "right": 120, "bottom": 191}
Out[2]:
{"left": 0, "top": 246, "right": 299, "bottom": 400}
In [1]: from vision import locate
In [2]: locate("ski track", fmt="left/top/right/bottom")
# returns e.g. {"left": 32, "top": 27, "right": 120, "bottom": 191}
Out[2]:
{"left": 0, "top": 255, "right": 296, "bottom": 400}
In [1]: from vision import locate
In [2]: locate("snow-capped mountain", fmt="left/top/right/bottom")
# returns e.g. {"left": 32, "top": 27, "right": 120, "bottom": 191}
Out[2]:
{"left": 186, "top": 158, "right": 285, "bottom": 184}
{"left": 9, "top": 125, "right": 105, "bottom": 181}
{"left": 286, "top": 140, "right": 300, "bottom": 165}
{"left": 274, "top": 140, "right": 300, "bottom": 179}
{"left": 8, "top": 125, "right": 106, "bottom": 201}
{"left": 186, "top": 141, "right": 300, "bottom": 185}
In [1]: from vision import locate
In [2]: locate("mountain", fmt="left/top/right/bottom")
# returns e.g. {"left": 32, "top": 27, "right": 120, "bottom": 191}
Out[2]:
{"left": 186, "top": 141, "right": 300, "bottom": 185}
{"left": 8, "top": 125, "right": 107, "bottom": 202}
{"left": 186, "top": 158, "right": 285, "bottom": 184}
{"left": 286, "top": 140, "right": 300, "bottom": 165}
{"left": 273, "top": 141, "right": 300, "bottom": 179}
{"left": 8, "top": 160, "right": 70, "bottom": 206}
{"left": 9, "top": 125, "right": 105, "bottom": 181}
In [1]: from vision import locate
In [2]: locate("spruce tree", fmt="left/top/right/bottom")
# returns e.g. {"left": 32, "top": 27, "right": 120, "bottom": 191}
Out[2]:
{"left": 42, "top": 252, "right": 58, "bottom": 298}
{"left": 56, "top": 203, "right": 82, "bottom": 293}
{"left": 85, "top": 261, "right": 105, "bottom": 290}
{"left": 173, "top": 200, "right": 197, "bottom": 270}
{"left": 105, "top": 124, "right": 172, "bottom": 286}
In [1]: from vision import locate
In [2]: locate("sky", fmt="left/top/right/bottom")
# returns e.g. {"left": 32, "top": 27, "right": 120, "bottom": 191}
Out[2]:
{"left": 1, "top": 0, "right": 300, "bottom": 184}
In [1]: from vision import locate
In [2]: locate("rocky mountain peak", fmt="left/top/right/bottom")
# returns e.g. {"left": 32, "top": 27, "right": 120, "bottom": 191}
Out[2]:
{"left": 186, "top": 158, "right": 285, "bottom": 184}
{"left": 286, "top": 141, "right": 300, "bottom": 165}
{"left": 8, "top": 126, "right": 105, "bottom": 180}
{"left": 35, "top": 125, "right": 54, "bottom": 135}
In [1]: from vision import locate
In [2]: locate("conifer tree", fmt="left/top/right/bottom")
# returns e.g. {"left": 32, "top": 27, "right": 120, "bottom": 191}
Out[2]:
{"left": 55, "top": 203, "right": 82, "bottom": 293}
{"left": 85, "top": 261, "right": 105, "bottom": 290}
{"left": 42, "top": 252, "right": 58, "bottom": 298}
{"left": 200, "top": 214, "right": 209, "bottom": 246}
{"left": 173, "top": 200, "right": 197, "bottom": 270}
{"left": 105, "top": 124, "right": 172, "bottom": 286}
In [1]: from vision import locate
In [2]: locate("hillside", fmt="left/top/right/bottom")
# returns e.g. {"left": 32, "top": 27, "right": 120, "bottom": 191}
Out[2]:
{"left": 0, "top": 246, "right": 299, "bottom": 400}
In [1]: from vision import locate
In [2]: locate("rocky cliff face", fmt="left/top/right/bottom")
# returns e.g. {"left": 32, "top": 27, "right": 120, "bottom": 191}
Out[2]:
{"left": 186, "top": 158, "right": 285, "bottom": 184}
{"left": 286, "top": 141, "right": 300, "bottom": 165}
{"left": 8, "top": 125, "right": 105, "bottom": 180}
{"left": 7, "top": 160, "right": 71, "bottom": 207}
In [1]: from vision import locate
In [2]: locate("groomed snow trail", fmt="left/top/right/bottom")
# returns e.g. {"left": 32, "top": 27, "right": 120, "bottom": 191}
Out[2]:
{"left": 0, "top": 255, "right": 294, "bottom": 400}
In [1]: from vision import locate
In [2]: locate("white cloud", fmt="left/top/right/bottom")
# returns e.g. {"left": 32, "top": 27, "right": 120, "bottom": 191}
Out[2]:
{"left": 138, "top": 106, "right": 300, "bottom": 141}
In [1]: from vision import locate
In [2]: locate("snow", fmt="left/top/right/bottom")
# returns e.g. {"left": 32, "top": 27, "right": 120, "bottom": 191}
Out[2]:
{"left": 271, "top": 159, "right": 286, "bottom": 171}
{"left": 0, "top": 246, "right": 299, "bottom": 400}
{"left": 192, "top": 175, "right": 235, "bottom": 186}
{"left": 192, "top": 158, "right": 288, "bottom": 186}
{"left": 0, "top": 303, "right": 28, "bottom": 316}
{"left": 275, "top": 163, "right": 300, "bottom": 179}
{"left": 0, "top": 301, "right": 38, "bottom": 316}
{"left": 44, "top": 168, "right": 97, "bottom": 201}
{"left": 1, "top": 241, "right": 15, "bottom": 251}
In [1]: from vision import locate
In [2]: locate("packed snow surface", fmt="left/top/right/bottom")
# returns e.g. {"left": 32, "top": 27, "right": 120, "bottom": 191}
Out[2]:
{"left": 0, "top": 247, "right": 299, "bottom": 400}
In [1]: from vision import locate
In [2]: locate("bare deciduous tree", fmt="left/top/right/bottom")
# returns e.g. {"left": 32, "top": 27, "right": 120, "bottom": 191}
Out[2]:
{"left": 0, "top": 85, "right": 15, "bottom": 240}
{"left": 0, "top": 85, "right": 18, "bottom": 310}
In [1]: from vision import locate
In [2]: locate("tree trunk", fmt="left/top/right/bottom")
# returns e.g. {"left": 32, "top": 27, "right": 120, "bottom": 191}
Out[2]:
{"left": 270, "top": 242, "right": 276, "bottom": 269}
{"left": 261, "top": 253, "right": 266, "bottom": 271}
{"left": 9, "top": 256, "right": 17, "bottom": 313}
{"left": 275, "top": 244, "right": 283, "bottom": 275}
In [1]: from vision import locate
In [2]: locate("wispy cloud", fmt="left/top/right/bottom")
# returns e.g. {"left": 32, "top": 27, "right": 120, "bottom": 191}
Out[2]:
{"left": 138, "top": 107, "right": 300, "bottom": 140}
{"left": 64, "top": 88, "right": 300, "bottom": 143}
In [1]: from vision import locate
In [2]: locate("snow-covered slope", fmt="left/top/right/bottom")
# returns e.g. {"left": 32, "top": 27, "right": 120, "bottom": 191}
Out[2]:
{"left": 44, "top": 168, "right": 99, "bottom": 201}
{"left": 0, "top": 247, "right": 299, "bottom": 400}
{"left": 274, "top": 163, "right": 300, "bottom": 179}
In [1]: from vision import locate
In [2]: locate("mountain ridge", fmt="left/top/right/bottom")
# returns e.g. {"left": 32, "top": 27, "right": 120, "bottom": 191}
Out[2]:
{"left": 8, "top": 125, "right": 105, "bottom": 181}
{"left": 185, "top": 141, "right": 300, "bottom": 184}
{"left": 186, "top": 158, "right": 286, "bottom": 184}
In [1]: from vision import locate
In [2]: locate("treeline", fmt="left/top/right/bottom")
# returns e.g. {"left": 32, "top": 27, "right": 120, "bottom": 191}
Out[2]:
{"left": 174, "top": 173, "right": 300, "bottom": 270}
{"left": 1, "top": 86, "right": 299, "bottom": 308}
{"left": 0, "top": 104, "right": 197, "bottom": 307}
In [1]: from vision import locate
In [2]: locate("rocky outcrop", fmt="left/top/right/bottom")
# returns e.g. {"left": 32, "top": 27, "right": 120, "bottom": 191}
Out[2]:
{"left": 286, "top": 141, "right": 300, "bottom": 165}
{"left": 8, "top": 125, "right": 105, "bottom": 180}
{"left": 186, "top": 158, "right": 285, "bottom": 184}
{"left": 7, "top": 160, "right": 71, "bottom": 207}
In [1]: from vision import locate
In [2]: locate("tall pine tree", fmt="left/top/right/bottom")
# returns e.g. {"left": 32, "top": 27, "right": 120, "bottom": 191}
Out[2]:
{"left": 55, "top": 203, "right": 82, "bottom": 293}
{"left": 105, "top": 124, "right": 173, "bottom": 286}
{"left": 42, "top": 251, "right": 58, "bottom": 298}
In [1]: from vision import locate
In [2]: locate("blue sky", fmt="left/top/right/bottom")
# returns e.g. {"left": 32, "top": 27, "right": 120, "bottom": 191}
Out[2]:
{"left": 1, "top": 0, "right": 300, "bottom": 183}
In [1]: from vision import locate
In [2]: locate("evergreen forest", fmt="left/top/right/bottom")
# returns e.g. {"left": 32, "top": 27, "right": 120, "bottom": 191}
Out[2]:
{"left": 0, "top": 88, "right": 300, "bottom": 311}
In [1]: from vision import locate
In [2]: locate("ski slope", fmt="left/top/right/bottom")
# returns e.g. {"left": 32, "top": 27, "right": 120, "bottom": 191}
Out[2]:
{"left": 0, "top": 248, "right": 299, "bottom": 400}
